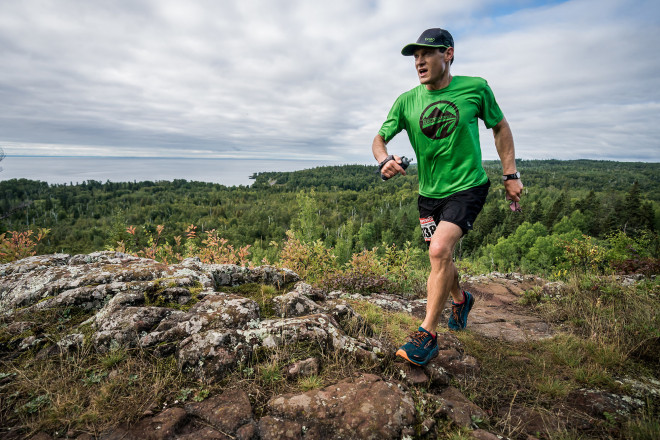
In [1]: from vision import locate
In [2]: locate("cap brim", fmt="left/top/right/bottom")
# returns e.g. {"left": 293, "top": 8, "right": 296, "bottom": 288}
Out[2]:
{"left": 401, "top": 43, "right": 448, "bottom": 56}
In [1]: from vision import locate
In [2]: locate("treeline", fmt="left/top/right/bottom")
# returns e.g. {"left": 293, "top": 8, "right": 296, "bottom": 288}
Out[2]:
{"left": 0, "top": 160, "right": 658, "bottom": 272}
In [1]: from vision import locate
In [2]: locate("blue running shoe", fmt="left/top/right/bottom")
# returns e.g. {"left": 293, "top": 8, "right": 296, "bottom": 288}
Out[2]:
{"left": 448, "top": 291, "right": 475, "bottom": 330}
{"left": 395, "top": 327, "right": 438, "bottom": 366}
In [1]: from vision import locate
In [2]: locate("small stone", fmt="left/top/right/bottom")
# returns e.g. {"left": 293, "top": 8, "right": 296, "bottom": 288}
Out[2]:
{"left": 470, "top": 429, "right": 502, "bottom": 440}
{"left": 508, "top": 355, "right": 532, "bottom": 364}
{"left": 566, "top": 389, "right": 644, "bottom": 421}
{"left": 292, "top": 282, "right": 326, "bottom": 301}
{"left": 184, "top": 388, "right": 253, "bottom": 434}
{"left": 424, "top": 362, "right": 452, "bottom": 388}
{"left": 433, "top": 386, "right": 486, "bottom": 428}
{"left": 129, "top": 407, "right": 188, "bottom": 440}
{"left": 399, "top": 363, "right": 429, "bottom": 385}
{"left": 401, "top": 427, "right": 415, "bottom": 438}
{"left": 284, "top": 357, "right": 320, "bottom": 379}
{"left": 497, "top": 405, "right": 565, "bottom": 438}
{"left": 421, "top": 417, "right": 436, "bottom": 433}
{"left": 175, "top": 425, "right": 229, "bottom": 440}
{"left": 6, "top": 321, "right": 35, "bottom": 334}
{"left": 258, "top": 416, "right": 302, "bottom": 440}
{"left": 235, "top": 422, "right": 257, "bottom": 440}
{"left": 272, "top": 291, "right": 324, "bottom": 318}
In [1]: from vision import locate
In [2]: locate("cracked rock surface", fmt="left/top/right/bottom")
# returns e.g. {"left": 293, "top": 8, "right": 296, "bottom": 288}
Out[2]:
{"left": 2, "top": 253, "right": 653, "bottom": 440}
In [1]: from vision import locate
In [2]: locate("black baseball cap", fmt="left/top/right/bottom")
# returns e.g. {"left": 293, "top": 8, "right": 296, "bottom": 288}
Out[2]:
{"left": 401, "top": 28, "right": 454, "bottom": 56}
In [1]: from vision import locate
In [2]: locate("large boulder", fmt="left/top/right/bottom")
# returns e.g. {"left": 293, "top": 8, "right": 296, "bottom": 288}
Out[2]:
{"left": 177, "top": 313, "right": 385, "bottom": 381}
{"left": 265, "top": 374, "right": 416, "bottom": 440}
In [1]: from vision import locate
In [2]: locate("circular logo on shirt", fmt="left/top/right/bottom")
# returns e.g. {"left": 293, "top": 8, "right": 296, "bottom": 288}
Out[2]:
{"left": 419, "top": 100, "right": 459, "bottom": 140}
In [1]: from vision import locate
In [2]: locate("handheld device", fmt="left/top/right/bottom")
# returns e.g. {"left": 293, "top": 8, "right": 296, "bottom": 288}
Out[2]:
{"left": 378, "top": 156, "right": 412, "bottom": 180}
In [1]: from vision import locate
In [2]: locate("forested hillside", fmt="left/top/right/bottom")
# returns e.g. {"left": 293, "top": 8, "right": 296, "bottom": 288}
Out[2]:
{"left": 1, "top": 160, "right": 658, "bottom": 274}
{"left": 1, "top": 160, "right": 659, "bottom": 440}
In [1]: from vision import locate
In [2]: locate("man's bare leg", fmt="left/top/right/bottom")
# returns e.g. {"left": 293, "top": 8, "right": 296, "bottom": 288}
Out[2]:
{"left": 420, "top": 221, "right": 464, "bottom": 334}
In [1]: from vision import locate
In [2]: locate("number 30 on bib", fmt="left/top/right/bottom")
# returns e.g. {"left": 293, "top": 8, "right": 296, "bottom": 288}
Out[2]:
{"left": 419, "top": 217, "right": 437, "bottom": 242}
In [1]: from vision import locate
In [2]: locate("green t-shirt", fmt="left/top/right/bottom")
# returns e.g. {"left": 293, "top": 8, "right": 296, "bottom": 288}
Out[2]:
{"left": 378, "top": 76, "right": 503, "bottom": 199}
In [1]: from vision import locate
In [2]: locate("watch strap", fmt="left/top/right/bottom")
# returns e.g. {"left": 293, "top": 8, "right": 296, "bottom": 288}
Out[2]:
{"left": 502, "top": 171, "right": 520, "bottom": 181}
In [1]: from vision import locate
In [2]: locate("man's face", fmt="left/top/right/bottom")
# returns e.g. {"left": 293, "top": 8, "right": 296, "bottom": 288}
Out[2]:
{"left": 414, "top": 47, "right": 452, "bottom": 88}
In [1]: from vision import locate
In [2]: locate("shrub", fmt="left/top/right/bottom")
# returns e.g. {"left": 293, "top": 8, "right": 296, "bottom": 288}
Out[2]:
{"left": 562, "top": 235, "right": 608, "bottom": 274}
{"left": 0, "top": 228, "right": 49, "bottom": 263}
{"left": 277, "top": 230, "right": 338, "bottom": 282}
{"left": 112, "top": 224, "right": 251, "bottom": 266}
{"left": 606, "top": 230, "right": 659, "bottom": 275}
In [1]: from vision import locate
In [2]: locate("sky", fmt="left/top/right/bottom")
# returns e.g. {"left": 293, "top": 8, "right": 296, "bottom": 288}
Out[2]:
{"left": 0, "top": 0, "right": 659, "bottom": 169}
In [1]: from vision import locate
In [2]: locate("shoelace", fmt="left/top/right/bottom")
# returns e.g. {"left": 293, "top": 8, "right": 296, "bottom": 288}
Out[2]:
{"left": 407, "top": 330, "right": 427, "bottom": 347}
{"left": 451, "top": 303, "right": 461, "bottom": 323}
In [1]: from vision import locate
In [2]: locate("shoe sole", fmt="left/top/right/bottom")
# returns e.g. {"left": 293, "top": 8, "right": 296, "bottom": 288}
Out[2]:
{"left": 395, "top": 348, "right": 438, "bottom": 367}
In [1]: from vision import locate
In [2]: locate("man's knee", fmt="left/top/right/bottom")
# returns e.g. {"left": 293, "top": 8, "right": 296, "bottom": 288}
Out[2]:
{"left": 428, "top": 241, "right": 453, "bottom": 263}
{"left": 428, "top": 222, "right": 462, "bottom": 263}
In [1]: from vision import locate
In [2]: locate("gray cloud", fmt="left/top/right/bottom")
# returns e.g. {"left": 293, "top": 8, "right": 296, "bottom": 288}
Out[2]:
{"left": 0, "top": 0, "right": 658, "bottom": 165}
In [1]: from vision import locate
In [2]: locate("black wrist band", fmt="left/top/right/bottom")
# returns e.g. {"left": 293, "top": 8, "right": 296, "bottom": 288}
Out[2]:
{"left": 378, "top": 154, "right": 394, "bottom": 170}
{"left": 502, "top": 171, "right": 520, "bottom": 181}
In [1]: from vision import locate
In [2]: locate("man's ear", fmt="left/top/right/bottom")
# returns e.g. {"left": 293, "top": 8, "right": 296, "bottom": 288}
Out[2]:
{"left": 446, "top": 47, "right": 454, "bottom": 63}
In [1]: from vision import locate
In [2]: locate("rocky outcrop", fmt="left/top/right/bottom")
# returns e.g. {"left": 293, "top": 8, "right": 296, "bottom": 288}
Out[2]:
{"left": 0, "top": 253, "right": 420, "bottom": 439}
{"left": 2, "top": 254, "right": 654, "bottom": 440}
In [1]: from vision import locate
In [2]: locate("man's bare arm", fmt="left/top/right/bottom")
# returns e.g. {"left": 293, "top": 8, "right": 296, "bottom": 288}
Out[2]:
{"left": 492, "top": 117, "right": 523, "bottom": 202}
{"left": 372, "top": 134, "right": 406, "bottom": 179}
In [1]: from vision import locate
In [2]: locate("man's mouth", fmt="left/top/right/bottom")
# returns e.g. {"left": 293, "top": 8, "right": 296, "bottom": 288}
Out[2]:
{"left": 418, "top": 68, "right": 428, "bottom": 76}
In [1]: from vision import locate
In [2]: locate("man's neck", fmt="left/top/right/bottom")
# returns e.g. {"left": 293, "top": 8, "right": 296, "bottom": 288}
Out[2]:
{"left": 425, "top": 73, "right": 452, "bottom": 91}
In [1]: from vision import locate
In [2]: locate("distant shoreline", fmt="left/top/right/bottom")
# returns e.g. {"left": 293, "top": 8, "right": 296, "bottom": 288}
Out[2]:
{"left": 0, "top": 156, "right": 347, "bottom": 187}
{"left": 4, "top": 155, "right": 332, "bottom": 161}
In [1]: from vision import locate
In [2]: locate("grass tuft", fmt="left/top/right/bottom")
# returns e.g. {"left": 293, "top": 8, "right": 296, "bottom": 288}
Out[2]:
{"left": 348, "top": 300, "right": 417, "bottom": 346}
{"left": 298, "top": 375, "right": 323, "bottom": 391}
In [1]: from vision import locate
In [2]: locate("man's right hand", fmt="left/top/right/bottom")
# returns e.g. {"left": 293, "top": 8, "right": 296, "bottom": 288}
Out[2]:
{"left": 379, "top": 155, "right": 407, "bottom": 180}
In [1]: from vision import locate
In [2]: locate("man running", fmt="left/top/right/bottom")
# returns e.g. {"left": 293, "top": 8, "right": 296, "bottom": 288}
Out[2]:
{"left": 373, "top": 28, "right": 523, "bottom": 366}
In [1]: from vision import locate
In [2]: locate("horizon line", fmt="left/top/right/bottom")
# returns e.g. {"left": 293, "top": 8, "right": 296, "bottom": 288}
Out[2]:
{"left": 3, "top": 155, "right": 659, "bottom": 164}
{"left": 3, "top": 155, "right": 338, "bottom": 161}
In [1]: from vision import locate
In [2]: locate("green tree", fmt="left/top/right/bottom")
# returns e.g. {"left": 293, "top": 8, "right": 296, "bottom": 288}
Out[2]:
{"left": 292, "top": 190, "right": 324, "bottom": 243}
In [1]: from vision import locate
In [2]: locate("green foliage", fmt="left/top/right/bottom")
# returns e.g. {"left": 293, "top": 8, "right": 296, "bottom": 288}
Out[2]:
{"left": 562, "top": 235, "right": 609, "bottom": 274}
{"left": 293, "top": 190, "right": 325, "bottom": 243}
{"left": 258, "top": 362, "right": 283, "bottom": 387}
{"left": 538, "top": 275, "right": 660, "bottom": 364}
{"left": 0, "top": 160, "right": 657, "bottom": 276}
{"left": 349, "top": 299, "right": 417, "bottom": 346}
{"left": 626, "top": 411, "right": 660, "bottom": 440}
{"left": 225, "top": 283, "right": 281, "bottom": 318}
{"left": 298, "top": 375, "right": 323, "bottom": 391}
{"left": 278, "top": 230, "right": 339, "bottom": 281}
{"left": 276, "top": 229, "right": 425, "bottom": 294}
{"left": 100, "top": 349, "right": 127, "bottom": 369}
{"left": 15, "top": 394, "right": 51, "bottom": 415}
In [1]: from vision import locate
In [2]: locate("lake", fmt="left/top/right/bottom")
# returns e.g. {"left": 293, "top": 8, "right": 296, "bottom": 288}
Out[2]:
{"left": 0, "top": 156, "right": 347, "bottom": 187}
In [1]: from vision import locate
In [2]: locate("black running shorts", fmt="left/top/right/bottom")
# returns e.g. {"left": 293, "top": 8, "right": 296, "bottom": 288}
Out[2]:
{"left": 418, "top": 181, "right": 490, "bottom": 242}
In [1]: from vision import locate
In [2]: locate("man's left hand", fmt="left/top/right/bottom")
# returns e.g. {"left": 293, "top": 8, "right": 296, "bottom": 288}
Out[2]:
{"left": 504, "top": 179, "right": 523, "bottom": 203}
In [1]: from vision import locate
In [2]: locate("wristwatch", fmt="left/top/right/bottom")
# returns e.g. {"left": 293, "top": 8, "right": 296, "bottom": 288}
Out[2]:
{"left": 502, "top": 171, "right": 520, "bottom": 181}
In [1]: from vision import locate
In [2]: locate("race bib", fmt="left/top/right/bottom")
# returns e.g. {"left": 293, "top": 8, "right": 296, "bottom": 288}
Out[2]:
{"left": 419, "top": 217, "right": 437, "bottom": 242}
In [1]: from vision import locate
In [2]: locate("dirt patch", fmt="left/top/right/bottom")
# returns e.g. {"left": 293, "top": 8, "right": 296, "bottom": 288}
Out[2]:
{"left": 456, "top": 274, "right": 555, "bottom": 342}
